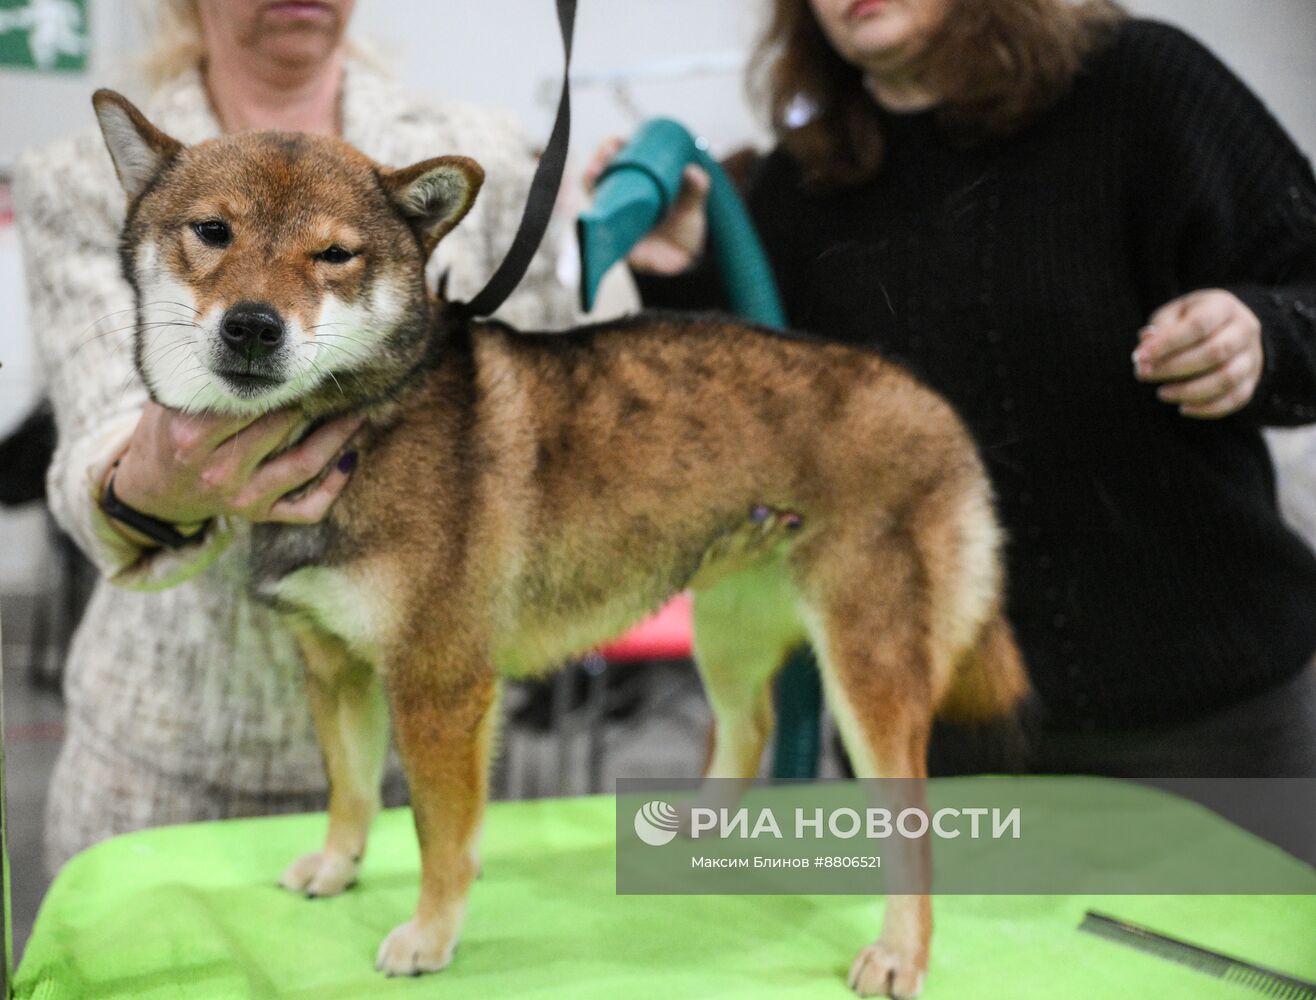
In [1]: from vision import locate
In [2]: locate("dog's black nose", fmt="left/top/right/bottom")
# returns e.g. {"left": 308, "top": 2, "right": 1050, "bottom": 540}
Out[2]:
{"left": 220, "top": 302, "right": 285, "bottom": 360}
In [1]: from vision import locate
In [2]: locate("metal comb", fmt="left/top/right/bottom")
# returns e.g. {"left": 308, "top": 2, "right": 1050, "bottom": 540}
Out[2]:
{"left": 1080, "top": 910, "right": 1316, "bottom": 999}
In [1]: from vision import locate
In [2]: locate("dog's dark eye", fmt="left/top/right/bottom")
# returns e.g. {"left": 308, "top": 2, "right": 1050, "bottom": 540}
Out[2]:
{"left": 315, "top": 245, "right": 357, "bottom": 264}
{"left": 192, "top": 220, "right": 231, "bottom": 247}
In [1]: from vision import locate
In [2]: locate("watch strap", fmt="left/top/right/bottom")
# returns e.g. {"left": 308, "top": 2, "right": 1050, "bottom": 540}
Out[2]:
{"left": 100, "top": 469, "right": 208, "bottom": 550}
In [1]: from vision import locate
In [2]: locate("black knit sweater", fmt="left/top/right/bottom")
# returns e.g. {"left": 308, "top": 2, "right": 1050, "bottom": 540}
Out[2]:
{"left": 640, "top": 19, "right": 1316, "bottom": 732}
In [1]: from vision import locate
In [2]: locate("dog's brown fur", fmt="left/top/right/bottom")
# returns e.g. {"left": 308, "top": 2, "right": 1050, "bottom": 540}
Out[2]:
{"left": 93, "top": 88, "right": 1027, "bottom": 998}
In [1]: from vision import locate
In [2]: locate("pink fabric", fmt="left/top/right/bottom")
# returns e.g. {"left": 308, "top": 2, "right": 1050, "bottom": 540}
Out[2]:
{"left": 598, "top": 594, "right": 693, "bottom": 661}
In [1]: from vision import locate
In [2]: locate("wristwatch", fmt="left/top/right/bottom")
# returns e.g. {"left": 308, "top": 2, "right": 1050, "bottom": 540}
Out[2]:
{"left": 100, "top": 466, "right": 209, "bottom": 550}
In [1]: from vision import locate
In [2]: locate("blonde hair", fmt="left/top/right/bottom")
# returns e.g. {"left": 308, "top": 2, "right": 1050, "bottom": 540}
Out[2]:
{"left": 138, "top": 0, "right": 205, "bottom": 88}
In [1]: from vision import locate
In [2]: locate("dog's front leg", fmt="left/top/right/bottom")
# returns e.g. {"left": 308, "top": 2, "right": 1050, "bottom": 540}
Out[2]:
{"left": 280, "top": 624, "right": 390, "bottom": 897}
{"left": 376, "top": 660, "right": 499, "bottom": 976}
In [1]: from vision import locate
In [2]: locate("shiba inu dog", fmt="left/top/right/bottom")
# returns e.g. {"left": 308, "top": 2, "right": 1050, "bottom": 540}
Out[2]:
{"left": 93, "top": 87, "right": 1026, "bottom": 998}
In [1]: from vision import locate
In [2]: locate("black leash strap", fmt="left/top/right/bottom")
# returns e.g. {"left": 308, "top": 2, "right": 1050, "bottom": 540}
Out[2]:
{"left": 464, "top": 0, "right": 577, "bottom": 318}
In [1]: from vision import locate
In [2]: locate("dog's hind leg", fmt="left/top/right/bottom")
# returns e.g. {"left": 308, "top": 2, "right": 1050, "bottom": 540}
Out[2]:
{"left": 693, "top": 562, "right": 805, "bottom": 783}
{"left": 375, "top": 657, "right": 499, "bottom": 976}
{"left": 279, "top": 624, "right": 390, "bottom": 897}
{"left": 797, "top": 533, "right": 942, "bottom": 1000}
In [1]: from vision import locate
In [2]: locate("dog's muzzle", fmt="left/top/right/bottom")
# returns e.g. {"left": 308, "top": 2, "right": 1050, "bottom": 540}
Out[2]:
{"left": 220, "top": 301, "right": 285, "bottom": 362}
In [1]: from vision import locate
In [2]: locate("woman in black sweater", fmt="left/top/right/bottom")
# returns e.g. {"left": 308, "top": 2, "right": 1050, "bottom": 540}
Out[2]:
{"left": 608, "top": 0, "right": 1316, "bottom": 778}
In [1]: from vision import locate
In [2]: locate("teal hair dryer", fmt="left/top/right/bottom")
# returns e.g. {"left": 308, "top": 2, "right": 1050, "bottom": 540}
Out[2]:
{"left": 577, "top": 118, "right": 820, "bottom": 780}
{"left": 577, "top": 118, "right": 785, "bottom": 328}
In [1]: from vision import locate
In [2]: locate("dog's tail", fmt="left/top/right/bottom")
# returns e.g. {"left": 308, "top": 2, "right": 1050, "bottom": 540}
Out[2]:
{"left": 936, "top": 612, "right": 1030, "bottom": 723}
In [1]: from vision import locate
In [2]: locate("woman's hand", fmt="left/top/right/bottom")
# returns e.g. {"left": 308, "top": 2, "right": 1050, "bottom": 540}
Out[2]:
{"left": 108, "top": 402, "right": 363, "bottom": 532}
{"left": 1134, "top": 289, "right": 1264, "bottom": 418}
{"left": 582, "top": 136, "right": 711, "bottom": 275}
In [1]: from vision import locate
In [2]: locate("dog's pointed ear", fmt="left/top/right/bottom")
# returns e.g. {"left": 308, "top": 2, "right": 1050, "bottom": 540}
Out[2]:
{"left": 92, "top": 89, "right": 183, "bottom": 200}
{"left": 381, "top": 156, "right": 484, "bottom": 256}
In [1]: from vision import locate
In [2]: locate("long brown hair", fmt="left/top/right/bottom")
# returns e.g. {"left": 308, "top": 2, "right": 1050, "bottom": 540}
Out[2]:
{"left": 752, "top": 0, "right": 1126, "bottom": 191}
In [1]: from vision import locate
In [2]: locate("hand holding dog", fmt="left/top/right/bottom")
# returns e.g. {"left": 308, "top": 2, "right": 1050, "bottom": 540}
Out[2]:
{"left": 1133, "top": 289, "right": 1264, "bottom": 418}
{"left": 108, "top": 403, "right": 363, "bottom": 531}
{"left": 583, "top": 136, "right": 711, "bottom": 275}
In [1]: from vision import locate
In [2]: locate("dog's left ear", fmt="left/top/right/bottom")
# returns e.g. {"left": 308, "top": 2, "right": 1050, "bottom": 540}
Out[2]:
{"left": 92, "top": 89, "right": 183, "bottom": 200}
{"left": 381, "top": 156, "right": 484, "bottom": 256}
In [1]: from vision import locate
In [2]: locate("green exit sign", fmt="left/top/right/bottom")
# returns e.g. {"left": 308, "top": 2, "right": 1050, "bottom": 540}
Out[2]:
{"left": 0, "top": 0, "right": 88, "bottom": 72}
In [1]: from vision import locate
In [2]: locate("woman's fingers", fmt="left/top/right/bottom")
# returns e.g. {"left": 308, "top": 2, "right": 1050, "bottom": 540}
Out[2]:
{"left": 161, "top": 404, "right": 260, "bottom": 467}
{"left": 236, "top": 414, "right": 363, "bottom": 512}
{"left": 627, "top": 165, "right": 711, "bottom": 275}
{"left": 582, "top": 135, "right": 626, "bottom": 193}
{"left": 1156, "top": 350, "right": 1251, "bottom": 403}
{"left": 200, "top": 409, "right": 303, "bottom": 487}
{"left": 662, "top": 165, "right": 711, "bottom": 232}
{"left": 1136, "top": 320, "right": 1249, "bottom": 382}
{"left": 676, "top": 164, "right": 712, "bottom": 205}
{"left": 1178, "top": 383, "right": 1260, "bottom": 420}
{"left": 1137, "top": 295, "right": 1230, "bottom": 374}
{"left": 1145, "top": 288, "right": 1211, "bottom": 328}
{"left": 262, "top": 459, "right": 355, "bottom": 525}
{"left": 1157, "top": 349, "right": 1260, "bottom": 410}
{"left": 1137, "top": 290, "right": 1264, "bottom": 419}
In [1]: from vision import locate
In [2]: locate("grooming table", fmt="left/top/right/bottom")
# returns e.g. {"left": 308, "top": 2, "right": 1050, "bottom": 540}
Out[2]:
{"left": 15, "top": 789, "right": 1316, "bottom": 1000}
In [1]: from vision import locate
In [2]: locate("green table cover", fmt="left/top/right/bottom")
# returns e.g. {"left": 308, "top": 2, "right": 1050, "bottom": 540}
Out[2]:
{"left": 15, "top": 789, "right": 1316, "bottom": 999}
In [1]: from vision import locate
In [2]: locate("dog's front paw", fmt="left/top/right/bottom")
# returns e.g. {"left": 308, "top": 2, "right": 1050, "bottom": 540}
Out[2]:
{"left": 847, "top": 942, "right": 926, "bottom": 998}
{"left": 278, "top": 850, "right": 359, "bottom": 897}
{"left": 375, "top": 918, "right": 457, "bottom": 976}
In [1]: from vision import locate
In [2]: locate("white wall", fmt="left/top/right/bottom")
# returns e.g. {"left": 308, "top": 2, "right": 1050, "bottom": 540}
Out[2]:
{"left": 2, "top": 0, "right": 1314, "bottom": 592}
{"left": 353, "top": 0, "right": 770, "bottom": 163}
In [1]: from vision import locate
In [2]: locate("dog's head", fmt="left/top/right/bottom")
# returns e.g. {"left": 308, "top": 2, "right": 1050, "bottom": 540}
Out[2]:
{"left": 92, "top": 88, "right": 483, "bottom": 416}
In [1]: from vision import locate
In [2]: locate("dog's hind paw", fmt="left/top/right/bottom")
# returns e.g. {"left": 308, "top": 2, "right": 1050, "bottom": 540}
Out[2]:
{"left": 375, "top": 918, "right": 457, "bottom": 976}
{"left": 847, "top": 943, "right": 926, "bottom": 998}
{"left": 278, "top": 850, "right": 359, "bottom": 897}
